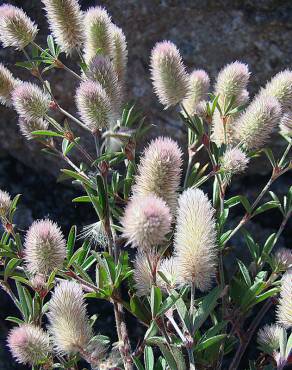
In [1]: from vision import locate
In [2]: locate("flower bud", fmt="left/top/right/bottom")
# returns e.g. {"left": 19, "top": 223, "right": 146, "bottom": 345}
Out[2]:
{"left": 277, "top": 270, "right": 292, "bottom": 328}
{"left": 18, "top": 117, "right": 49, "bottom": 140}
{"left": 0, "top": 189, "right": 12, "bottom": 220}
{"left": 0, "top": 4, "right": 38, "bottom": 50}
{"left": 279, "top": 112, "right": 292, "bottom": 137}
{"left": 257, "top": 324, "right": 282, "bottom": 353}
{"left": 158, "top": 256, "right": 179, "bottom": 291}
{"left": 150, "top": 41, "right": 189, "bottom": 108}
{"left": 221, "top": 147, "right": 249, "bottom": 175}
{"left": 0, "top": 63, "right": 20, "bottom": 107}
{"left": 110, "top": 24, "right": 128, "bottom": 83}
{"left": 274, "top": 248, "right": 292, "bottom": 271}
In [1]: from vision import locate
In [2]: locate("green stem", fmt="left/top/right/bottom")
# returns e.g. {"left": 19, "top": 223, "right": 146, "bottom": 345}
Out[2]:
{"left": 278, "top": 141, "right": 291, "bottom": 167}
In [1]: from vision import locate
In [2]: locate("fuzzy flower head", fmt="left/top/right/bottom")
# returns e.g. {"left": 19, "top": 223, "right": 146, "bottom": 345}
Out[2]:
{"left": 83, "top": 7, "right": 113, "bottom": 64}
{"left": 257, "top": 324, "right": 282, "bottom": 355}
{"left": 133, "top": 250, "right": 159, "bottom": 297}
{"left": 174, "top": 188, "right": 217, "bottom": 291}
{"left": 0, "top": 4, "right": 38, "bottom": 50}
{"left": 0, "top": 189, "right": 11, "bottom": 220}
{"left": 47, "top": 280, "right": 92, "bottom": 354}
{"left": 0, "top": 63, "right": 20, "bottom": 107}
{"left": 262, "top": 70, "right": 292, "bottom": 113}
{"left": 235, "top": 95, "right": 282, "bottom": 151}
{"left": 121, "top": 194, "right": 172, "bottom": 250}
{"left": 277, "top": 270, "right": 292, "bottom": 329}
{"left": 158, "top": 256, "right": 179, "bottom": 291}
{"left": 42, "top": 0, "right": 84, "bottom": 54}
{"left": 182, "top": 69, "right": 210, "bottom": 116}
{"left": 12, "top": 82, "right": 50, "bottom": 121}
{"left": 150, "top": 41, "right": 189, "bottom": 108}
{"left": 18, "top": 117, "right": 49, "bottom": 140}
{"left": 279, "top": 112, "right": 292, "bottom": 137}
{"left": 7, "top": 324, "right": 50, "bottom": 365}
{"left": 24, "top": 219, "right": 66, "bottom": 276}
{"left": 221, "top": 147, "right": 249, "bottom": 175}
{"left": 75, "top": 80, "right": 111, "bottom": 131}
{"left": 110, "top": 24, "right": 128, "bottom": 83}
{"left": 274, "top": 248, "right": 292, "bottom": 271}
{"left": 133, "top": 137, "right": 183, "bottom": 214}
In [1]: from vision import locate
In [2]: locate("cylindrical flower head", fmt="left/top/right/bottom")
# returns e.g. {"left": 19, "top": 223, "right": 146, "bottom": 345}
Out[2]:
{"left": 42, "top": 0, "right": 84, "bottom": 54}
{"left": 75, "top": 80, "right": 111, "bottom": 131}
{"left": 174, "top": 188, "right": 217, "bottom": 291}
{"left": 18, "top": 117, "right": 49, "bottom": 140}
{"left": 261, "top": 70, "right": 292, "bottom": 113}
{"left": 0, "top": 189, "right": 12, "bottom": 219}
{"left": 235, "top": 95, "right": 282, "bottom": 151}
{"left": 182, "top": 70, "right": 210, "bottom": 116}
{"left": 7, "top": 324, "right": 50, "bottom": 365}
{"left": 83, "top": 7, "right": 113, "bottom": 64}
{"left": 47, "top": 280, "right": 92, "bottom": 354}
{"left": 133, "top": 137, "right": 183, "bottom": 214}
{"left": 87, "top": 55, "right": 122, "bottom": 114}
{"left": 257, "top": 324, "right": 282, "bottom": 353}
{"left": 133, "top": 250, "right": 159, "bottom": 297}
{"left": 121, "top": 194, "right": 172, "bottom": 250}
{"left": 150, "top": 41, "right": 189, "bottom": 108}
{"left": 274, "top": 248, "right": 292, "bottom": 271}
{"left": 221, "top": 147, "right": 249, "bottom": 174}
{"left": 279, "top": 112, "right": 292, "bottom": 137}
{"left": 24, "top": 219, "right": 66, "bottom": 275}
{"left": 0, "top": 4, "right": 38, "bottom": 50}
{"left": 109, "top": 24, "right": 128, "bottom": 83}
{"left": 12, "top": 82, "right": 50, "bottom": 121}
{"left": 277, "top": 270, "right": 292, "bottom": 329}
{"left": 0, "top": 63, "right": 20, "bottom": 107}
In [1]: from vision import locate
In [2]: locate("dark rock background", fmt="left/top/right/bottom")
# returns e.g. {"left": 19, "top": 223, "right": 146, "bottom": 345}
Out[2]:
{"left": 0, "top": 0, "right": 292, "bottom": 369}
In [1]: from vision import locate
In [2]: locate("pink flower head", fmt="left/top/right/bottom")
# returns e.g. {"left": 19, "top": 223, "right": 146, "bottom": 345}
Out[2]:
{"left": 0, "top": 63, "right": 20, "bottom": 107}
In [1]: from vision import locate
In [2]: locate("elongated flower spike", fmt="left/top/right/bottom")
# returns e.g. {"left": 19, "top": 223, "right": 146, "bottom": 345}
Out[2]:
{"left": 0, "top": 4, "right": 38, "bottom": 50}
{"left": 150, "top": 40, "right": 189, "bottom": 108}
{"left": 110, "top": 24, "right": 128, "bottom": 84}
{"left": 47, "top": 280, "right": 93, "bottom": 354}
{"left": 7, "top": 324, "right": 51, "bottom": 365}
{"left": 133, "top": 137, "right": 183, "bottom": 214}
{"left": 182, "top": 69, "right": 210, "bottom": 116}
{"left": 235, "top": 95, "right": 282, "bottom": 151}
{"left": 12, "top": 82, "right": 51, "bottom": 121}
{"left": 277, "top": 270, "right": 292, "bottom": 328}
{"left": 0, "top": 63, "right": 20, "bottom": 107}
{"left": 18, "top": 117, "right": 49, "bottom": 140}
{"left": 121, "top": 194, "right": 172, "bottom": 251}
{"left": 221, "top": 147, "right": 249, "bottom": 175}
{"left": 83, "top": 7, "right": 113, "bottom": 64}
{"left": 75, "top": 80, "right": 112, "bottom": 131}
{"left": 174, "top": 188, "right": 217, "bottom": 291}
{"left": 24, "top": 219, "right": 66, "bottom": 275}
{"left": 42, "top": 0, "right": 84, "bottom": 54}
{"left": 0, "top": 189, "right": 12, "bottom": 220}
{"left": 279, "top": 112, "right": 292, "bottom": 137}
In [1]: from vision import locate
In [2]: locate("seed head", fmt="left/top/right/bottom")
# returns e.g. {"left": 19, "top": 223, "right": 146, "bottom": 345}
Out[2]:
{"left": 174, "top": 188, "right": 217, "bottom": 291}
{"left": 12, "top": 82, "right": 50, "bottom": 121}
{"left": 0, "top": 189, "right": 11, "bottom": 220}
{"left": 274, "top": 248, "right": 292, "bottom": 271}
{"left": 257, "top": 324, "right": 282, "bottom": 354}
{"left": 109, "top": 24, "right": 128, "bottom": 83}
{"left": 0, "top": 4, "right": 38, "bottom": 50}
{"left": 24, "top": 219, "right": 66, "bottom": 276}
{"left": 182, "top": 69, "right": 210, "bottom": 116}
{"left": 18, "top": 117, "right": 49, "bottom": 140}
{"left": 42, "top": 0, "right": 84, "bottom": 54}
{"left": 277, "top": 270, "right": 292, "bottom": 329}
{"left": 133, "top": 137, "right": 183, "bottom": 214}
{"left": 279, "top": 112, "right": 292, "bottom": 137}
{"left": 121, "top": 194, "right": 172, "bottom": 251}
{"left": 235, "top": 95, "right": 282, "bottom": 150}
{"left": 75, "top": 80, "right": 111, "bottom": 131}
{"left": 221, "top": 147, "right": 249, "bottom": 174}
{"left": 7, "top": 324, "right": 50, "bottom": 365}
{"left": 0, "top": 63, "right": 20, "bottom": 107}
{"left": 47, "top": 280, "right": 93, "bottom": 354}
{"left": 150, "top": 41, "right": 189, "bottom": 108}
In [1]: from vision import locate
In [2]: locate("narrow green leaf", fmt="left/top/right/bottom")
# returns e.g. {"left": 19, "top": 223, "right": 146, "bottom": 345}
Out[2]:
{"left": 32, "top": 130, "right": 64, "bottom": 137}
{"left": 144, "top": 346, "right": 154, "bottom": 370}
{"left": 66, "top": 225, "right": 77, "bottom": 260}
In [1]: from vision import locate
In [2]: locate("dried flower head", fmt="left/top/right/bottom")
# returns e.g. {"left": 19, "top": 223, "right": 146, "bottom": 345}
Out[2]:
{"left": 158, "top": 256, "right": 179, "bottom": 291}
{"left": 7, "top": 324, "right": 50, "bottom": 365}
{"left": 277, "top": 270, "right": 292, "bottom": 328}
{"left": 174, "top": 188, "right": 217, "bottom": 291}
{"left": 133, "top": 250, "right": 160, "bottom": 296}
{"left": 261, "top": 70, "right": 292, "bottom": 112}
{"left": 133, "top": 137, "right": 183, "bottom": 213}
{"left": 42, "top": 0, "right": 84, "bottom": 54}
{"left": 0, "top": 189, "right": 11, "bottom": 220}
{"left": 279, "top": 112, "right": 292, "bottom": 137}
{"left": 24, "top": 219, "right": 66, "bottom": 275}
{"left": 274, "top": 248, "right": 292, "bottom": 271}
{"left": 47, "top": 280, "right": 92, "bottom": 354}
{"left": 121, "top": 194, "right": 172, "bottom": 250}
{"left": 221, "top": 147, "right": 249, "bottom": 174}
{"left": 0, "top": 63, "right": 20, "bottom": 107}
{"left": 150, "top": 41, "right": 189, "bottom": 108}
{"left": 235, "top": 95, "right": 282, "bottom": 150}
{"left": 83, "top": 7, "right": 113, "bottom": 64}
{"left": 109, "top": 24, "right": 128, "bottom": 83}
{"left": 0, "top": 4, "right": 38, "bottom": 50}
{"left": 182, "top": 70, "right": 210, "bottom": 116}
{"left": 12, "top": 82, "right": 50, "bottom": 121}
{"left": 18, "top": 117, "right": 49, "bottom": 140}
{"left": 75, "top": 80, "right": 111, "bottom": 131}
{"left": 257, "top": 324, "right": 282, "bottom": 353}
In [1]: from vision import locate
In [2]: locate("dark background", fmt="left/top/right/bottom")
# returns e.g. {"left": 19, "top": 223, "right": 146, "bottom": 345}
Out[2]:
{"left": 0, "top": 1, "right": 292, "bottom": 369}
